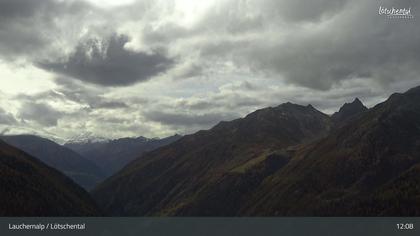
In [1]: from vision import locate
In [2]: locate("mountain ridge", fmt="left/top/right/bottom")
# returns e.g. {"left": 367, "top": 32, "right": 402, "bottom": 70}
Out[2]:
{"left": 240, "top": 85, "right": 420, "bottom": 216}
{"left": 93, "top": 102, "right": 331, "bottom": 216}
{"left": 0, "top": 140, "right": 100, "bottom": 216}
{"left": 1, "top": 134, "right": 105, "bottom": 190}
{"left": 93, "top": 85, "right": 420, "bottom": 216}
{"left": 65, "top": 134, "right": 182, "bottom": 176}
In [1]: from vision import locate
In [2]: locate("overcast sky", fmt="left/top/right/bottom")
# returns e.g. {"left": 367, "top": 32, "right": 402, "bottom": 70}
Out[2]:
{"left": 0, "top": 0, "right": 419, "bottom": 142}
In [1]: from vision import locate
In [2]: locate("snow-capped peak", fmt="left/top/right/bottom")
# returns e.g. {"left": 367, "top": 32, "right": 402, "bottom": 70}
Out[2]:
{"left": 65, "top": 132, "right": 110, "bottom": 145}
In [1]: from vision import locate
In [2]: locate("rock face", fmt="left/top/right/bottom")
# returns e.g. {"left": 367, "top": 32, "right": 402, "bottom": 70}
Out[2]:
{"left": 93, "top": 103, "right": 331, "bottom": 216}
{"left": 65, "top": 135, "right": 182, "bottom": 176}
{"left": 1, "top": 135, "right": 105, "bottom": 190}
{"left": 0, "top": 140, "right": 101, "bottom": 216}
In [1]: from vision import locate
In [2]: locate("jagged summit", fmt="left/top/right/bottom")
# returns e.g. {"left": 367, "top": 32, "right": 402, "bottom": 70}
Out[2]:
{"left": 340, "top": 97, "right": 366, "bottom": 111}
{"left": 331, "top": 97, "right": 368, "bottom": 126}
{"left": 353, "top": 97, "right": 362, "bottom": 103}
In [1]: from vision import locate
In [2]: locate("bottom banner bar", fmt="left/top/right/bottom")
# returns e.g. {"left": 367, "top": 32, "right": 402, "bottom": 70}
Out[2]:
{"left": 0, "top": 217, "right": 418, "bottom": 236}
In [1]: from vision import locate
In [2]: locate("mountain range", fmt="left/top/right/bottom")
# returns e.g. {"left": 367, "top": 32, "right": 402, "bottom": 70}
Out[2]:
{"left": 65, "top": 135, "right": 182, "bottom": 176}
{"left": 92, "top": 86, "right": 420, "bottom": 216}
{"left": 1, "top": 135, "right": 106, "bottom": 190}
{"left": 1, "top": 85, "right": 419, "bottom": 216}
{"left": 238, "top": 86, "right": 420, "bottom": 216}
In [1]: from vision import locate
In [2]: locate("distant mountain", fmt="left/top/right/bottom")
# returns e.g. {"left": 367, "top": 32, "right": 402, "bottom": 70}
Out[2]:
{"left": 92, "top": 103, "right": 331, "bottom": 216}
{"left": 331, "top": 98, "right": 368, "bottom": 126}
{"left": 0, "top": 140, "right": 100, "bottom": 216}
{"left": 66, "top": 132, "right": 110, "bottom": 145}
{"left": 93, "top": 85, "right": 420, "bottom": 216}
{"left": 1, "top": 135, "right": 105, "bottom": 190}
{"left": 65, "top": 135, "right": 182, "bottom": 176}
{"left": 0, "top": 126, "right": 67, "bottom": 144}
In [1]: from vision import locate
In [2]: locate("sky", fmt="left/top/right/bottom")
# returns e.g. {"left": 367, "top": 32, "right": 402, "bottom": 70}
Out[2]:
{"left": 0, "top": 0, "right": 419, "bottom": 142}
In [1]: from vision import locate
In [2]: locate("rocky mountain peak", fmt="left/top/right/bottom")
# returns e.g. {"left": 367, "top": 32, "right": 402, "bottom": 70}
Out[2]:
{"left": 331, "top": 98, "right": 368, "bottom": 126}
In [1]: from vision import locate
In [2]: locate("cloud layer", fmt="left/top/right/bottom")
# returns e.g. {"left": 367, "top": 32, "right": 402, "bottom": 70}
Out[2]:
{"left": 0, "top": 0, "right": 419, "bottom": 140}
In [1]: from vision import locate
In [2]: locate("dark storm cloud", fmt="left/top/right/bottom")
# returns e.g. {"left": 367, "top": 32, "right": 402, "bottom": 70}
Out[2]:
{"left": 188, "top": 0, "right": 420, "bottom": 90}
{"left": 245, "top": 20, "right": 420, "bottom": 90}
{"left": 255, "top": 0, "right": 420, "bottom": 90}
{"left": 18, "top": 102, "right": 64, "bottom": 126}
{"left": 191, "top": 0, "right": 350, "bottom": 37}
{"left": 0, "top": 0, "right": 83, "bottom": 20}
{"left": 0, "top": 107, "right": 17, "bottom": 125}
{"left": 38, "top": 34, "right": 174, "bottom": 87}
{"left": 0, "top": 0, "right": 90, "bottom": 58}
